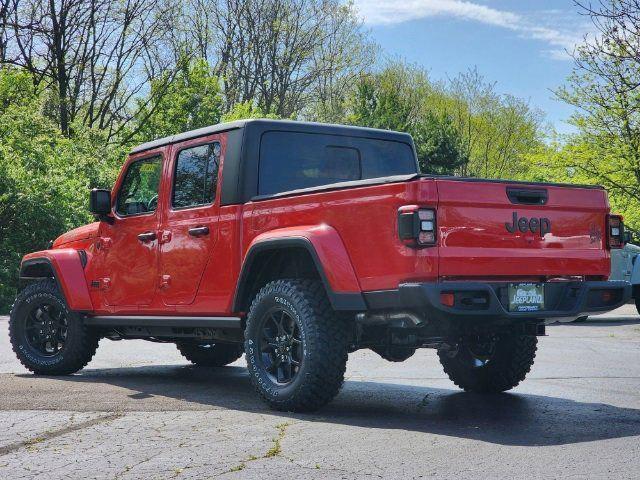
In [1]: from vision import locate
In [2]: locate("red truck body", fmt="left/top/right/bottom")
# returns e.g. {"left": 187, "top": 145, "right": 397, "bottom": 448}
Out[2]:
{"left": 30, "top": 129, "right": 612, "bottom": 316}
{"left": 13, "top": 119, "right": 631, "bottom": 411}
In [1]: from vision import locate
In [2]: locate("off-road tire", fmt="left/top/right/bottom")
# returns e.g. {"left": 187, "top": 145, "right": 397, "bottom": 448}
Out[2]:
{"left": 9, "top": 279, "right": 99, "bottom": 375}
{"left": 438, "top": 334, "right": 537, "bottom": 393}
{"left": 245, "top": 279, "right": 349, "bottom": 412}
{"left": 176, "top": 342, "right": 243, "bottom": 367}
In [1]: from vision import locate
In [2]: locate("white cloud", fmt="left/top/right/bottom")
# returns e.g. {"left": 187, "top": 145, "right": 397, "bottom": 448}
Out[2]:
{"left": 355, "top": 0, "right": 518, "bottom": 27}
{"left": 354, "top": 0, "right": 588, "bottom": 59}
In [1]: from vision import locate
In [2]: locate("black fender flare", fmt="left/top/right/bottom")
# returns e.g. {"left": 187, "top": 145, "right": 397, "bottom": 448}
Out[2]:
{"left": 232, "top": 237, "right": 366, "bottom": 313}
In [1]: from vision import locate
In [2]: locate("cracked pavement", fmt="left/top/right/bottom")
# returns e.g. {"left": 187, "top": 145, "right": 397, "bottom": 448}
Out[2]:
{"left": 1, "top": 306, "right": 639, "bottom": 479}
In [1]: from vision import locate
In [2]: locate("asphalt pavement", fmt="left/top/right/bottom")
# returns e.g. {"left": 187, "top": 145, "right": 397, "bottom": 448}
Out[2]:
{"left": 0, "top": 307, "right": 639, "bottom": 479}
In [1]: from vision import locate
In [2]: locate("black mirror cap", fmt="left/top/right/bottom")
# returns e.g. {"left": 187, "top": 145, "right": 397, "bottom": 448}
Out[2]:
{"left": 624, "top": 231, "right": 633, "bottom": 244}
{"left": 89, "top": 188, "right": 111, "bottom": 216}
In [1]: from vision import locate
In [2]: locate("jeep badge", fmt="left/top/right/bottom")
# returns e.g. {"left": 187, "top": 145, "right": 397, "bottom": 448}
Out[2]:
{"left": 505, "top": 212, "right": 551, "bottom": 236}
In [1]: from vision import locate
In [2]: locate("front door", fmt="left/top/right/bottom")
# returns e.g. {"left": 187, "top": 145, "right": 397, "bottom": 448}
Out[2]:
{"left": 158, "top": 137, "right": 221, "bottom": 305}
{"left": 101, "top": 153, "right": 164, "bottom": 306}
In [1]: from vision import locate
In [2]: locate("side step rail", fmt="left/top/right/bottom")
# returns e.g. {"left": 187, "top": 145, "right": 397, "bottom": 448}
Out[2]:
{"left": 84, "top": 315, "right": 242, "bottom": 329}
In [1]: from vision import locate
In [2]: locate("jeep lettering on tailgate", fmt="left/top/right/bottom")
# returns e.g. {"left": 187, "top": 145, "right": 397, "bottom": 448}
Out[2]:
{"left": 505, "top": 211, "right": 551, "bottom": 236}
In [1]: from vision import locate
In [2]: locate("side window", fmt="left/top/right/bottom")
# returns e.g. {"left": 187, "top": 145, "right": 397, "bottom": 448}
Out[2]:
{"left": 258, "top": 131, "right": 416, "bottom": 196}
{"left": 172, "top": 142, "right": 220, "bottom": 209}
{"left": 258, "top": 134, "right": 361, "bottom": 196}
{"left": 116, "top": 156, "right": 162, "bottom": 216}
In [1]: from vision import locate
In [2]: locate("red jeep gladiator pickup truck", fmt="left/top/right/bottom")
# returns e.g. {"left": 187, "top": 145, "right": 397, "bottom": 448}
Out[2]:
{"left": 10, "top": 119, "right": 631, "bottom": 411}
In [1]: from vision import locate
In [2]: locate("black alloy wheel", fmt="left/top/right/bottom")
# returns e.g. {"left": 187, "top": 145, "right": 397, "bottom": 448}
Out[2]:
{"left": 454, "top": 335, "right": 498, "bottom": 368}
{"left": 258, "top": 307, "right": 304, "bottom": 384}
{"left": 23, "top": 302, "right": 69, "bottom": 356}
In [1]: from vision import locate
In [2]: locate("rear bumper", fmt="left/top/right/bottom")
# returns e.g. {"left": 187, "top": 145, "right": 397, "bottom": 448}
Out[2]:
{"left": 365, "top": 280, "right": 631, "bottom": 322}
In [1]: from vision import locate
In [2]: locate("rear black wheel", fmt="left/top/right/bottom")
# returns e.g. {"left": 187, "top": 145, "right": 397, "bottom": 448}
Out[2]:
{"left": 256, "top": 307, "right": 304, "bottom": 384}
{"left": 245, "top": 279, "right": 349, "bottom": 412}
{"left": 438, "top": 333, "right": 537, "bottom": 393}
{"left": 176, "top": 342, "right": 243, "bottom": 367}
{"left": 9, "top": 279, "right": 99, "bottom": 375}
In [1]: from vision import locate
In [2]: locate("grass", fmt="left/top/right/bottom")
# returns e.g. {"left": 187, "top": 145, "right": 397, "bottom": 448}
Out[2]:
{"left": 223, "top": 422, "right": 292, "bottom": 474}
{"left": 265, "top": 422, "right": 290, "bottom": 458}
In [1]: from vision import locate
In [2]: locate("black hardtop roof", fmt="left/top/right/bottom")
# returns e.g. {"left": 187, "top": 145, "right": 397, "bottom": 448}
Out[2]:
{"left": 129, "top": 119, "right": 414, "bottom": 154}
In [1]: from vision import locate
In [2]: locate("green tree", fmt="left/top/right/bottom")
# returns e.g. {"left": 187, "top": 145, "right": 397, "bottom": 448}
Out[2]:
{"left": 0, "top": 67, "right": 124, "bottom": 312}
{"left": 342, "top": 64, "right": 545, "bottom": 178}
{"left": 220, "top": 101, "right": 281, "bottom": 122}
{"left": 133, "top": 58, "right": 223, "bottom": 142}
{"left": 346, "top": 63, "right": 469, "bottom": 174}
{"left": 446, "top": 69, "right": 545, "bottom": 179}
{"left": 5, "top": 0, "right": 180, "bottom": 137}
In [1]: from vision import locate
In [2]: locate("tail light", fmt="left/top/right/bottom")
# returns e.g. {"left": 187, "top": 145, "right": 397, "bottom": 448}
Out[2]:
{"left": 398, "top": 206, "right": 437, "bottom": 247}
{"left": 607, "top": 214, "right": 625, "bottom": 249}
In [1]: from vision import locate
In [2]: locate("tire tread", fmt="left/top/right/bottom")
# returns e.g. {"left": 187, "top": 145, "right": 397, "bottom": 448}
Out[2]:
{"left": 9, "top": 279, "right": 99, "bottom": 375}
{"left": 438, "top": 334, "right": 537, "bottom": 393}
{"left": 245, "top": 279, "right": 349, "bottom": 412}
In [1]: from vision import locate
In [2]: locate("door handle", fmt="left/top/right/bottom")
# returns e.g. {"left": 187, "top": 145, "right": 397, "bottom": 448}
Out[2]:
{"left": 137, "top": 231, "right": 157, "bottom": 243}
{"left": 188, "top": 226, "right": 209, "bottom": 237}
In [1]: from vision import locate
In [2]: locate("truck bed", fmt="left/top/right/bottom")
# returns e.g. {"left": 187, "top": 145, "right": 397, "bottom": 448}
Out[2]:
{"left": 244, "top": 174, "right": 611, "bottom": 295}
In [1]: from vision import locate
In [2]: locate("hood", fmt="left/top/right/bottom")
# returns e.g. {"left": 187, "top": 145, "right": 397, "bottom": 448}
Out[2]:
{"left": 52, "top": 222, "right": 100, "bottom": 248}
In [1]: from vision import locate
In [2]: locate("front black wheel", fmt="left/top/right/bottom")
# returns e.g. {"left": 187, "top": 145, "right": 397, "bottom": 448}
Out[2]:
{"left": 176, "top": 342, "right": 243, "bottom": 367}
{"left": 438, "top": 333, "right": 537, "bottom": 393}
{"left": 245, "top": 279, "right": 349, "bottom": 412}
{"left": 9, "top": 279, "right": 99, "bottom": 375}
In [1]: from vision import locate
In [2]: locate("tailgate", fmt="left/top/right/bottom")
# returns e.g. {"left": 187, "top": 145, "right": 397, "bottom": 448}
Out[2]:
{"left": 434, "top": 179, "right": 610, "bottom": 279}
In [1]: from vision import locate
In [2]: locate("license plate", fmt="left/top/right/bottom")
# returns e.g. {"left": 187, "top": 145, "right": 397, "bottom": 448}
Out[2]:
{"left": 508, "top": 283, "right": 545, "bottom": 312}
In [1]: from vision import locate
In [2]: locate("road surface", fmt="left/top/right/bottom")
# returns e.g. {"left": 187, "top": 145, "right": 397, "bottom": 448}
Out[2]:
{"left": 0, "top": 307, "right": 639, "bottom": 479}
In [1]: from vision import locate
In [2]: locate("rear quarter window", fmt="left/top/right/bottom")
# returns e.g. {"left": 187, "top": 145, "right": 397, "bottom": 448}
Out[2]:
{"left": 258, "top": 131, "right": 416, "bottom": 196}
{"left": 172, "top": 142, "right": 220, "bottom": 209}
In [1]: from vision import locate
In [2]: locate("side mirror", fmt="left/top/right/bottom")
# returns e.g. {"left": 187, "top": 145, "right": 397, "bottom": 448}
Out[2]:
{"left": 624, "top": 231, "right": 633, "bottom": 244}
{"left": 89, "top": 188, "right": 112, "bottom": 216}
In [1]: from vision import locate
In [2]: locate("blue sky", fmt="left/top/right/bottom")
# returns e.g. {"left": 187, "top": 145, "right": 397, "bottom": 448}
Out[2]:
{"left": 354, "top": 0, "right": 594, "bottom": 134}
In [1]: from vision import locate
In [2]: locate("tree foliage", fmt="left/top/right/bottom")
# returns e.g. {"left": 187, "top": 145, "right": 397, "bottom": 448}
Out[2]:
{"left": 134, "top": 59, "right": 224, "bottom": 142}
{"left": 3, "top": 0, "right": 179, "bottom": 137}
{"left": 0, "top": 67, "right": 125, "bottom": 310}
{"left": 444, "top": 69, "right": 545, "bottom": 179}
{"left": 177, "top": 0, "right": 374, "bottom": 119}
{"left": 346, "top": 65, "right": 468, "bottom": 174}
{"left": 341, "top": 63, "right": 544, "bottom": 176}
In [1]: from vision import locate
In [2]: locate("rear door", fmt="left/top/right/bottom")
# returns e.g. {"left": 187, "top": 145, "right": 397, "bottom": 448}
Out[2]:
{"left": 158, "top": 135, "right": 221, "bottom": 305}
{"left": 435, "top": 179, "right": 610, "bottom": 279}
